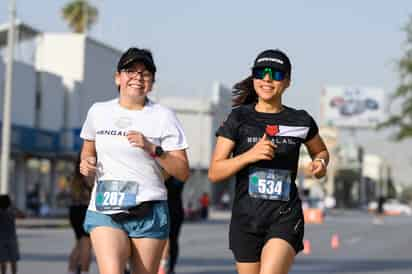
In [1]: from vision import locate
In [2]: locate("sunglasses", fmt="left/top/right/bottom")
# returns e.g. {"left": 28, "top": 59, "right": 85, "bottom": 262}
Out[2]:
{"left": 252, "top": 67, "right": 287, "bottom": 81}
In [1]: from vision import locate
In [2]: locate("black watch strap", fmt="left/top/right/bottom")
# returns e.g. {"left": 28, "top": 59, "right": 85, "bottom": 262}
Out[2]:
{"left": 154, "top": 146, "right": 164, "bottom": 157}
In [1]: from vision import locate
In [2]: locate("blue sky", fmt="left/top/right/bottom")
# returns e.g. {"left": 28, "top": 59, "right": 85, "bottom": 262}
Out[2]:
{"left": 1, "top": 0, "right": 411, "bottom": 118}
{"left": 1, "top": 1, "right": 412, "bottom": 184}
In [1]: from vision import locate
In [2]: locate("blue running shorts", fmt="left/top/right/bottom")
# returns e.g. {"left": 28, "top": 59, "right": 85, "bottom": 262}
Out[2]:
{"left": 84, "top": 201, "right": 169, "bottom": 239}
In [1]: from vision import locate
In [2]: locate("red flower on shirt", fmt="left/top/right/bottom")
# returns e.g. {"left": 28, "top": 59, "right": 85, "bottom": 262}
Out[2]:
{"left": 266, "top": 125, "right": 279, "bottom": 136}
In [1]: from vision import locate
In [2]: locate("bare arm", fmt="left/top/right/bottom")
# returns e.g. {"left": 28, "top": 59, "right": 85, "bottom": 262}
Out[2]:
{"left": 304, "top": 134, "right": 329, "bottom": 179}
{"left": 208, "top": 134, "right": 276, "bottom": 183}
{"left": 208, "top": 137, "right": 247, "bottom": 183}
{"left": 156, "top": 149, "right": 190, "bottom": 182}
{"left": 79, "top": 140, "right": 97, "bottom": 177}
{"left": 126, "top": 130, "right": 190, "bottom": 182}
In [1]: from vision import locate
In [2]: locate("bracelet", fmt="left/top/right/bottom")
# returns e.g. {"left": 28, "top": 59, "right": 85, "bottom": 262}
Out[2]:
{"left": 314, "top": 158, "right": 327, "bottom": 168}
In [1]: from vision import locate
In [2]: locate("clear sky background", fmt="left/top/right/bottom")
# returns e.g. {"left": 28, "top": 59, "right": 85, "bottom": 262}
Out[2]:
{"left": 1, "top": 0, "right": 412, "bottom": 185}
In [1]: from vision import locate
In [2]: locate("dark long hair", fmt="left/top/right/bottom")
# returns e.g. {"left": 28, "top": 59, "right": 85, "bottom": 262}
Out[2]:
{"left": 232, "top": 75, "right": 257, "bottom": 107}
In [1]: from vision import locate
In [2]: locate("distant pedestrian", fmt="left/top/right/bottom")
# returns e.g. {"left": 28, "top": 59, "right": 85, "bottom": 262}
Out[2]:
{"left": 158, "top": 177, "right": 185, "bottom": 274}
{"left": 377, "top": 196, "right": 385, "bottom": 215}
{"left": 221, "top": 191, "right": 230, "bottom": 210}
{"left": 67, "top": 155, "right": 93, "bottom": 274}
{"left": 373, "top": 195, "right": 386, "bottom": 225}
{"left": 199, "top": 192, "right": 209, "bottom": 220}
{"left": 26, "top": 183, "right": 40, "bottom": 216}
{"left": 0, "top": 195, "right": 24, "bottom": 274}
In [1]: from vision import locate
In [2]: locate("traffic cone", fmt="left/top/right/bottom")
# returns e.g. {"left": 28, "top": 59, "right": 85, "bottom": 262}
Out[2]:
{"left": 157, "top": 266, "right": 167, "bottom": 274}
{"left": 303, "top": 239, "right": 311, "bottom": 255}
{"left": 157, "top": 259, "right": 168, "bottom": 274}
{"left": 331, "top": 233, "right": 340, "bottom": 249}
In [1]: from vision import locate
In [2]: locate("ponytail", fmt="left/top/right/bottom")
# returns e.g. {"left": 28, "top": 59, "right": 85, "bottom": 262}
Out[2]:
{"left": 232, "top": 76, "right": 257, "bottom": 107}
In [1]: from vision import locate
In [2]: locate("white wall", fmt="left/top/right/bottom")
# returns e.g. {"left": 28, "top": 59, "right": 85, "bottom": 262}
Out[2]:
{"left": 80, "top": 38, "right": 121, "bottom": 124}
{"left": 67, "top": 81, "right": 83, "bottom": 129}
{"left": 0, "top": 59, "right": 36, "bottom": 127}
{"left": 35, "top": 34, "right": 85, "bottom": 82}
{"left": 35, "top": 33, "right": 86, "bottom": 130}
{"left": 37, "top": 71, "right": 65, "bottom": 130}
{"left": 363, "top": 154, "right": 386, "bottom": 181}
{"left": 34, "top": 34, "right": 122, "bottom": 129}
{"left": 158, "top": 83, "right": 232, "bottom": 170}
{"left": 175, "top": 112, "right": 213, "bottom": 169}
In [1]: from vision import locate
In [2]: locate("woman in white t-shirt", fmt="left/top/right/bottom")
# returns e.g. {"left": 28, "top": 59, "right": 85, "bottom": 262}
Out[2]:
{"left": 79, "top": 47, "right": 190, "bottom": 274}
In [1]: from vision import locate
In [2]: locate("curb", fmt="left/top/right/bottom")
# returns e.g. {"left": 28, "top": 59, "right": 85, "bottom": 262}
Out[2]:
{"left": 16, "top": 218, "right": 70, "bottom": 229}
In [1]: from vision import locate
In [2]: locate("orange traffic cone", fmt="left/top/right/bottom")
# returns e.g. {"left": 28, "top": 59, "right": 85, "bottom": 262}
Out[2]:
{"left": 158, "top": 266, "right": 167, "bottom": 274}
{"left": 303, "top": 239, "right": 311, "bottom": 255}
{"left": 157, "top": 259, "right": 168, "bottom": 274}
{"left": 331, "top": 233, "right": 340, "bottom": 249}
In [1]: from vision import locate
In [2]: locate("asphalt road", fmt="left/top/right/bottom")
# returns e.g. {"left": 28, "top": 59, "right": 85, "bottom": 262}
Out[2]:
{"left": 14, "top": 210, "right": 412, "bottom": 274}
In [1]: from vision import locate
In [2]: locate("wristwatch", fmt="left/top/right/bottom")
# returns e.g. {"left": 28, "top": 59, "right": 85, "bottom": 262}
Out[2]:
{"left": 153, "top": 146, "right": 164, "bottom": 157}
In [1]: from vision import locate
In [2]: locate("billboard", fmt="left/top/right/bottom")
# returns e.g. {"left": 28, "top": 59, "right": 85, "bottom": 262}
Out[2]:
{"left": 321, "top": 87, "right": 386, "bottom": 128}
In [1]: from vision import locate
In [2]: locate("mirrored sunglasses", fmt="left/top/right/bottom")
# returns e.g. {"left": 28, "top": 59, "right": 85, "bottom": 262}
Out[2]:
{"left": 252, "top": 67, "right": 286, "bottom": 81}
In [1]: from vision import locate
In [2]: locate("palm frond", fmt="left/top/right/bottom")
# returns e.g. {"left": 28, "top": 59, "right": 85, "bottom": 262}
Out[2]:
{"left": 61, "top": 0, "right": 98, "bottom": 33}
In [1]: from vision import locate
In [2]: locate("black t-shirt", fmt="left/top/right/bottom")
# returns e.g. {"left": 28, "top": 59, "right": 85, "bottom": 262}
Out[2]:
{"left": 216, "top": 104, "right": 318, "bottom": 227}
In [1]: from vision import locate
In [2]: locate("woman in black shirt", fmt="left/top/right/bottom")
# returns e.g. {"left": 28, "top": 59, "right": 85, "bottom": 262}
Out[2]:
{"left": 208, "top": 49, "right": 329, "bottom": 274}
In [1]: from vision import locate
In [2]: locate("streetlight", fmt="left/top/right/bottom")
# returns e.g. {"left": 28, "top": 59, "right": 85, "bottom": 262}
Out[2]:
{"left": 1, "top": 0, "right": 16, "bottom": 194}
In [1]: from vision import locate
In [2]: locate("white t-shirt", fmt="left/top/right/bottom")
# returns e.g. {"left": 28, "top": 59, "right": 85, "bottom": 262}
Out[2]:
{"left": 80, "top": 98, "right": 188, "bottom": 214}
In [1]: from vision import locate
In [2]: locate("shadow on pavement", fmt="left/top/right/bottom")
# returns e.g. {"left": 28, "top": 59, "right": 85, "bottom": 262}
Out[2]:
{"left": 178, "top": 257, "right": 236, "bottom": 274}
{"left": 179, "top": 257, "right": 233, "bottom": 266}
{"left": 186, "top": 219, "right": 230, "bottom": 226}
{"left": 295, "top": 258, "right": 412, "bottom": 273}
{"left": 20, "top": 253, "right": 67, "bottom": 262}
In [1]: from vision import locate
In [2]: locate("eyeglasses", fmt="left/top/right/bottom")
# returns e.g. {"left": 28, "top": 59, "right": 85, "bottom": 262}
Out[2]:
{"left": 121, "top": 68, "right": 152, "bottom": 80}
{"left": 252, "top": 67, "right": 286, "bottom": 81}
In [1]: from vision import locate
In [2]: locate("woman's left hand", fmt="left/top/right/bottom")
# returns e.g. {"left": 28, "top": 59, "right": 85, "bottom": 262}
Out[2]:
{"left": 309, "top": 159, "right": 327, "bottom": 179}
{"left": 127, "top": 130, "right": 155, "bottom": 154}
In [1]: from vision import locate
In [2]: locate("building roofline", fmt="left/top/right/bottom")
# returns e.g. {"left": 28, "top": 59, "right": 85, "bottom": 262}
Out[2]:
{"left": 0, "top": 20, "right": 42, "bottom": 47}
{"left": 86, "top": 35, "right": 122, "bottom": 55}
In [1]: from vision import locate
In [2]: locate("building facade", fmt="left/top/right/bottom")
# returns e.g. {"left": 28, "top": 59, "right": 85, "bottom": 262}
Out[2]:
{"left": 0, "top": 22, "right": 122, "bottom": 214}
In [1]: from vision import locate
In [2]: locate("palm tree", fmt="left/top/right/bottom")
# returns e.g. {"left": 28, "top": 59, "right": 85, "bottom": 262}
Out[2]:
{"left": 61, "top": 0, "right": 98, "bottom": 33}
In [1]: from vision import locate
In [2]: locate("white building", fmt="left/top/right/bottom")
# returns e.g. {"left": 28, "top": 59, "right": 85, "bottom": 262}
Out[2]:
{"left": 35, "top": 33, "right": 121, "bottom": 133}
{"left": 158, "top": 82, "right": 233, "bottom": 206}
{"left": 0, "top": 22, "right": 122, "bottom": 212}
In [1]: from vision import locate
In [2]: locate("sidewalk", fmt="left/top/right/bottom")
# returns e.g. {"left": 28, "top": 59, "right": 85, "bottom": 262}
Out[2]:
{"left": 16, "top": 209, "right": 231, "bottom": 229}
{"left": 16, "top": 217, "right": 69, "bottom": 229}
{"left": 209, "top": 208, "right": 231, "bottom": 220}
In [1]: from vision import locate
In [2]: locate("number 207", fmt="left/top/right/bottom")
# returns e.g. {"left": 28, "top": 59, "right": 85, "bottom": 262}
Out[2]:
{"left": 103, "top": 192, "right": 125, "bottom": 206}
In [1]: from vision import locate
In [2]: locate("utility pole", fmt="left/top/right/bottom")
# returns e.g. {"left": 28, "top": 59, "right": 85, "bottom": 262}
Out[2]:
{"left": 83, "top": 0, "right": 88, "bottom": 34}
{"left": 1, "top": 0, "right": 16, "bottom": 194}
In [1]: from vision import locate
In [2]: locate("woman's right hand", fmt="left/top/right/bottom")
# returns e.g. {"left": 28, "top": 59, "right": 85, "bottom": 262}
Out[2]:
{"left": 79, "top": 156, "right": 97, "bottom": 177}
{"left": 244, "top": 133, "right": 277, "bottom": 163}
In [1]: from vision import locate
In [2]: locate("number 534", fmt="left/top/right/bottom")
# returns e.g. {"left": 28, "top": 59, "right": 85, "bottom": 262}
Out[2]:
{"left": 258, "top": 179, "right": 282, "bottom": 195}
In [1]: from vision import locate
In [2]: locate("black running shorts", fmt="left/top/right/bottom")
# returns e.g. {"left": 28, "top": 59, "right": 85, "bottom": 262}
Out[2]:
{"left": 229, "top": 202, "right": 304, "bottom": 262}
